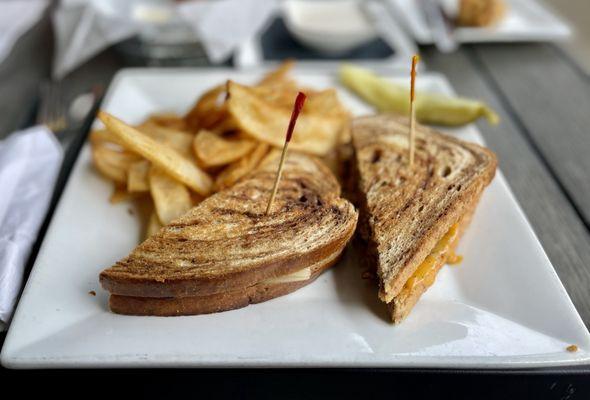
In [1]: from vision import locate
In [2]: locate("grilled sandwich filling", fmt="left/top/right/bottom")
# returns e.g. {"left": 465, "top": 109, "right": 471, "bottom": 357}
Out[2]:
{"left": 261, "top": 267, "right": 311, "bottom": 285}
{"left": 397, "top": 223, "right": 460, "bottom": 299}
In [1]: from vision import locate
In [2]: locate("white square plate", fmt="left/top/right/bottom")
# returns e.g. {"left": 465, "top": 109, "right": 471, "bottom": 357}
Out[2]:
{"left": 389, "top": 0, "right": 571, "bottom": 43}
{"left": 2, "top": 68, "right": 589, "bottom": 369}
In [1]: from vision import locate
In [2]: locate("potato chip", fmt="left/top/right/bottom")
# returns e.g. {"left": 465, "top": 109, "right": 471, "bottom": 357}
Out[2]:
{"left": 92, "top": 144, "right": 141, "bottom": 184}
{"left": 215, "top": 143, "right": 270, "bottom": 190}
{"left": 145, "top": 112, "right": 187, "bottom": 130}
{"left": 149, "top": 167, "right": 193, "bottom": 225}
{"left": 89, "top": 129, "right": 125, "bottom": 148}
{"left": 146, "top": 211, "right": 163, "bottom": 239}
{"left": 99, "top": 111, "right": 213, "bottom": 195}
{"left": 257, "top": 60, "right": 295, "bottom": 86}
{"left": 127, "top": 160, "right": 150, "bottom": 192}
{"left": 193, "top": 130, "right": 256, "bottom": 167}
{"left": 185, "top": 85, "right": 227, "bottom": 132}
{"left": 137, "top": 122, "right": 194, "bottom": 158}
{"left": 110, "top": 184, "right": 137, "bottom": 204}
{"left": 226, "top": 82, "right": 345, "bottom": 156}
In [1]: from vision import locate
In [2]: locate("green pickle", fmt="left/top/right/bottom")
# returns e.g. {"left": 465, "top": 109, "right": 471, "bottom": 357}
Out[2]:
{"left": 339, "top": 64, "right": 499, "bottom": 127}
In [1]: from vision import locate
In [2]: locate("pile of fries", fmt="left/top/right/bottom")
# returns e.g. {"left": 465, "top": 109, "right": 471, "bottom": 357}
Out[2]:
{"left": 90, "top": 62, "right": 350, "bottom": 239}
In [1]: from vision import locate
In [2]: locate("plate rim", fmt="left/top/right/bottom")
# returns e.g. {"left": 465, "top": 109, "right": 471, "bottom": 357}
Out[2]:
{"left": 2, "top": 67, "right": 589, "bottom": 369}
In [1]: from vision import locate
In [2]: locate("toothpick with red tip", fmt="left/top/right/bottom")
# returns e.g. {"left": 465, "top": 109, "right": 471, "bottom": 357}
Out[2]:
{"left": 266, "top": 91, "right": 307, "bottom": 215}
{"left": 409, "top": 54, "right": 420, "bottom": 167}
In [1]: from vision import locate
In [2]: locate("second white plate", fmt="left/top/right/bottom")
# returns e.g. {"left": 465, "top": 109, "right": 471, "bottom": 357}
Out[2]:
{"left": 389, "top": 0, "right": 571, "bottom": 43}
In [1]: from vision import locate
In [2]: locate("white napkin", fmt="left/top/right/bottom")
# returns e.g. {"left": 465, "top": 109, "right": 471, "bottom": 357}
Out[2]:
{"left": 52, "top": 0, "right": 136, "bottom": 79}
{"left": 0, "top": 0, "right": 49, "bottom": 64}
{"left": 177, "top": 0, "right": 278, "bottom": 64}
{"left": 0, "top": 126, "right": 63, "bottom": 330}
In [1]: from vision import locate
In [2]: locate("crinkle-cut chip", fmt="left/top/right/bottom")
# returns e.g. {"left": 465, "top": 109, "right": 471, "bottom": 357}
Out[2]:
{"left": 226, "top": 82, "right": 345, "bottom": 156}
{"left": 99, "top": 111, "right": 213, "bottom": 195}
{"left": 193, "top": 130, "right": 256, "bottom": 168}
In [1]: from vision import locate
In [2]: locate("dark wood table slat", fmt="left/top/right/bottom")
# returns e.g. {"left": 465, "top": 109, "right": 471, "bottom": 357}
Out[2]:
{"left": 423, "top": 47, "right": 590, "bottom": 327}
{"left": 472, "top": 43, "right": 590, "bottom": 227}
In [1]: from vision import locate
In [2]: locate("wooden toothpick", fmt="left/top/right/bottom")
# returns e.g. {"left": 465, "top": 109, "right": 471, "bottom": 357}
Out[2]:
{"left": 409, "top": 54, "right": 420, "bottom": 167}
{"left": 265, "top": 92, "right": 307, "bottom": 215}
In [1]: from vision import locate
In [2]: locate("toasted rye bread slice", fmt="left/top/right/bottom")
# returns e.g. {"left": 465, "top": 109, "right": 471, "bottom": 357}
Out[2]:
{"left": 387, "top": 195, "right": 479, "bottom": 323}
{"left": 351, "top": 114, "right": 497, "bottom": 317}
{"left": 100, "top": 151, "right": 358, "bottom": 299}
{"left": 108, "top": 248, "right": 342, "bottom": 316}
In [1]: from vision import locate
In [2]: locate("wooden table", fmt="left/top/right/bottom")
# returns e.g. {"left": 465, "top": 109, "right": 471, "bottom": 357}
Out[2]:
{"left": 1, "top": 15, "right": 590, "bottom": 389}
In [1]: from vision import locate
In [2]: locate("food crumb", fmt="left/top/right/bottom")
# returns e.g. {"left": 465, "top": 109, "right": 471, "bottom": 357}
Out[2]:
{"left": 127, "top": 208, "right": 134, "bottom": 215}
{"left": 88, "top": 290, "right": 96, "bottom": 296}
{"left": 566, "top": 345, "right": 578, "bottom": 353}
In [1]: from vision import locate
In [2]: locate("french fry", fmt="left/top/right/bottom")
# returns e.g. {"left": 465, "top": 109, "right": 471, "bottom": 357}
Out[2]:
{"left": 149, "top": 167, "right": 193, "bottom": 225}
{"left": 92, "top": 144, "right": 141, "bottom": 184}
{"left": 127, "top": 160, "right": 150, "bottom": 192}
{"left": 215, "top": 143, "right": 270, "bottom": 190}
{"left": 99, "top": 111, "right": 213, "bottom": 196}
{"left": 226, "top": 82, "right": 344, "bottom": 156}
{"left": 193, "top": 130, "right": 256, "bottom": 168}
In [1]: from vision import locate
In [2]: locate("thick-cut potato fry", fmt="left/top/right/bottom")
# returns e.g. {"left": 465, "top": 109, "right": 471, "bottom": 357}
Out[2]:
{"left": 99, "top": 111, "right": 213, "bottom": 195}
{"left": 137, "top": 122, "right": 194, "bottom": 158}
{"left": 339, "top": 64, "right": 499, "bottom": 126}
{"left": 215, "top": 143, "right": 270, "bottom": 190}
{"left": 227, "top": 82, "right": 345, "bottom": 156}
{"left": 146, "top": 211, "right": 163, "bottom": 238}
{"left": 145, "top": 112, "right": 187, "bottom": 130}
{"left": 193, "top": 130, "right": 256, "bottom": 167}
{"left": 149, "top": 167, "right": 193, "bottom": 225}
{"left": 127, "top": 160, "right": 150, "bottom": 192}
{"left": 92, "top": 144, "right": 141, "bottom": 184}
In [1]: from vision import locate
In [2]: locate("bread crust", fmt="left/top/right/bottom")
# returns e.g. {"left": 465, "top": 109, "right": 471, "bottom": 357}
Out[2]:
{"left": 351, "top": 114, "right": 497, "bottom": 309}
{"left": 387, "top": 196, "right": 479, "bottom": 323}
{"left": 100, "top": 151, "right": 358, "bottom": 300}
{"left": 108, "top": 250, "right": 341, "bottom": 316}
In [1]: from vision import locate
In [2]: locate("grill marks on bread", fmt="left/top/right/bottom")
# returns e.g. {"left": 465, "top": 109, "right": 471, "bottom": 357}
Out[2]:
{"left": 100, "top": 151, "right": 358, "bottom": 298}
{"left": 352, "top": 115, "right": 497, "bottom": 304}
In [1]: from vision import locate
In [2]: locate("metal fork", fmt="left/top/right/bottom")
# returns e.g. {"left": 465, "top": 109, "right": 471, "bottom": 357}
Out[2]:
{"left": 36, "top": 81, "right": 68, "bottom": 136}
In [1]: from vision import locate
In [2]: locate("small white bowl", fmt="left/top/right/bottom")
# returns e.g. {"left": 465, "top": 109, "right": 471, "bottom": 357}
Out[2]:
{"left": 282, "top": 0, "right": 378, "bottom": 54}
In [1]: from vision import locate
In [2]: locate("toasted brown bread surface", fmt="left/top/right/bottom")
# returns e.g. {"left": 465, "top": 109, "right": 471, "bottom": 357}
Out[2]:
{"left": 351, "top": 114, "right": 497, "bottom": 306}
{"left": 387, "top": 195, "right": 479, "bottom": 323}
{"left": 456, "top": 0, "right": 506, "bottom": 27}
{"left": 100, "top": 151, "right": 358, "bottom": 298}
{"left": 108, "top": 249, "right": 341, "bottom": 316}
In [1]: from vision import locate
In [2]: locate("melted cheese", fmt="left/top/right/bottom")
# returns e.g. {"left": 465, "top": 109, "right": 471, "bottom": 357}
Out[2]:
{"left": 261, "top": 267, "right": 311, "bottom": 285}
{"left": 402, "top": 223, "right": 460, "bottom": 294}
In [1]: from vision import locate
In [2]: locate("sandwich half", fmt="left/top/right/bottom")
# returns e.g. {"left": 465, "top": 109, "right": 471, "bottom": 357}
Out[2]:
{"left": 351, "top": 114, "right": 497, "bottom": 323}
{"left": 100, "top": 151, "right": 358, "bottom": 316}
